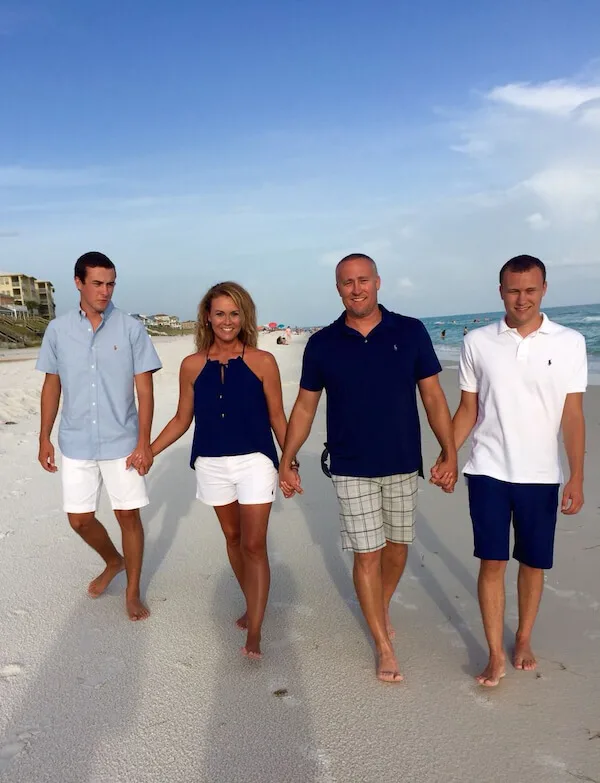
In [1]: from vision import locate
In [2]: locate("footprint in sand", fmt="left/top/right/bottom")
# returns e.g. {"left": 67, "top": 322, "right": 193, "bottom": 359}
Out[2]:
{"left": 9, "top": 609, "right": 29, "bottom": 618}
{"left": 77, "top": 657, "right": 125, "bottom": 689}
{"left": 0, "top": 727, "right": 45, "bottom": 773}
{"left": 0, "top": 530, "right": 15, "bottom": 540}
{"left": 0, "top": 664, "right": 24, "bottom": 679}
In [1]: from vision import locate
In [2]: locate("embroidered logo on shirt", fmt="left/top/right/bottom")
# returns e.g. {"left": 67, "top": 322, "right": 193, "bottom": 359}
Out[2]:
{"left": 114, "top": 345, "right": 118, "bottom": 351}
{"left": 548, "top": 359, "right": 552, "bottom": 365}
{"left": 393, "top": 344, "right": 398, "bottom": 351}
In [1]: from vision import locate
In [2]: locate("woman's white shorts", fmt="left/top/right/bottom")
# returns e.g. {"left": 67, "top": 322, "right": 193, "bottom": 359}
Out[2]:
{"left": 62, "top": 456, "right": 149, "bottom": 514}
{"left": 194, "top": 452, "right": 278, "bottom": 506}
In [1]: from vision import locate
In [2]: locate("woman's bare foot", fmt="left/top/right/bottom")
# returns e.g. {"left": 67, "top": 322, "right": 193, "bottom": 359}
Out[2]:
{"left": 241, "top": 632, "right": 262, "bottom": 659}
{"left": 236, "top": 612, "right": 248, "bottom": 630}
{"left": 87, "top": 557, "right": 125, "bottom": 598}
{"left": 476, "top": 654, "right": 506, "bottom": 686}
{"left": 376, "top": 647, "right": 403, "bottom": 683}
{"left": 126, "top": 595, "right": 150, "bottom": 621}
{"left": 513, "top": 638, "right": 536, "bottom": 671}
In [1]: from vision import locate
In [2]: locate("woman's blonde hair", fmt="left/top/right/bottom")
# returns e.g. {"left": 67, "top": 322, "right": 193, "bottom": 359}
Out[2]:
{"left": 195, "top": 281, "right": 259, "bottom": 352}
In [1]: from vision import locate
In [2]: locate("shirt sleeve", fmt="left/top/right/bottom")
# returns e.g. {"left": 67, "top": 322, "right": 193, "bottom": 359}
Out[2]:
{"left": 35, "top": 323, "right": 59, "bottom": 374}
{"left": 299, "top": 335, "right": 325, "bottom": 391}
{"left": 131, "top": 322, "right": 162, "bottom": 375}
{"left": 458, "top": 338, "right": 478, "bottom": 392}
{"left": 567, "top": 333, "right": 588, "bottom": 393}
{"left": 415, "top": 321, "right": 442, "bottom": 380}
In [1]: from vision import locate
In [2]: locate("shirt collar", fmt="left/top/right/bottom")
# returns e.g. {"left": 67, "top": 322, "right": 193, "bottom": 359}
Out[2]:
{"left": 498, "top": 312, "right": 553, "bottom": 336}
{"left": 335, "top": 304, "right": 392, "bottom": 334}
{"left": 78, "top": 301, "right": 115, "bottom": 322}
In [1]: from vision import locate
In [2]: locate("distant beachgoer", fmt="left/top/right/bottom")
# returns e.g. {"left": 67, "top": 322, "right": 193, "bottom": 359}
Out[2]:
{"left": 433, "top": 254, "right": 587, "bottom": 687}
{"left": 36, "top": 252, "right": 162, "bottom": 621}
{"left": 463, "top": 326, "right": 468, "bottom": 336}
{"left": 441, "top": 329, "right": 446, "bottom": 340}
{"left": 150, "top": 282, "right": 292, "bottom": 659}
{"left": 285, "top": 326, "right": 292, "bottom": 343}
{"left": 276, "top": 335, "right": 288, "bottom": 345}
{"left": 279, "top": 253, "right": 457, "bottom": 683}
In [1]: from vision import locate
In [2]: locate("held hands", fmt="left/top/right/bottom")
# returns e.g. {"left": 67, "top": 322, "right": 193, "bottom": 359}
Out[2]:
{"left": 429, "top": 451, "right": 458, "bottom": 493}
{"left": 561, "top": 478, "right": 584, "bottom": 515}
{"left": 279, "top": 463, "right": 302, "bottom": 499}
{"left": 126, "top": 442, "right": 154, "bottom": 476}
{"left": 38, "top": 438, "right": 58, "bottom": 473}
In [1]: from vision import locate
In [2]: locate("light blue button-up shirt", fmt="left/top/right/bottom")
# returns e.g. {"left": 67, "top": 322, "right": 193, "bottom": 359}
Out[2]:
{"left": 36, "top": 302, "right": 162, "bottom": 460}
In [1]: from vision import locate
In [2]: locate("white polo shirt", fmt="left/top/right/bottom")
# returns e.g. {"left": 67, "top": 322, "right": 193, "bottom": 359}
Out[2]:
{"left": 459, "top": 314, "right": 587, "bottom": 484}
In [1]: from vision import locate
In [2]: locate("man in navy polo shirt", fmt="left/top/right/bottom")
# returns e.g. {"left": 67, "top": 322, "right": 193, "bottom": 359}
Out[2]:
{"left": 280, "top": 253, "right": 457, "bottom": 683}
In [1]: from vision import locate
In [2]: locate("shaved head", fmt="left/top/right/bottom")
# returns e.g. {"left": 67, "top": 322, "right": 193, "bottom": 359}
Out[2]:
{"left": 336, "top": 253, "right": 378, "bottom": 280}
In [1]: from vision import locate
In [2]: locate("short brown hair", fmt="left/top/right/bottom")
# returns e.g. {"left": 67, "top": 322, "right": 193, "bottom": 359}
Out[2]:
{"left": 195, "top": 281, "right": 258, "bottom": 352}
{"left": 499, "top": 255, "right": 546, "bottom": 285}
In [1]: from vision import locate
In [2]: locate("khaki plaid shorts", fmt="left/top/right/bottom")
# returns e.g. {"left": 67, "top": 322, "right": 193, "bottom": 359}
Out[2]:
{"left": 331, "top": 472, "right": 418, "bottom": 553}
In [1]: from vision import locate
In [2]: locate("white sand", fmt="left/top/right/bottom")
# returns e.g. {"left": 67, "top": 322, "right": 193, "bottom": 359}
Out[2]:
{"left": 1, "top": 333, "right": 599, "bottom": 782}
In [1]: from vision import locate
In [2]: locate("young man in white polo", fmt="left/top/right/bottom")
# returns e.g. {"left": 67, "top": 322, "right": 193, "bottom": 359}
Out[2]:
{"left": 36, "top": 252, "right": 162, "bottom": 621}
{"left": 437, "top": 255, "right": 586, "bottom": 686}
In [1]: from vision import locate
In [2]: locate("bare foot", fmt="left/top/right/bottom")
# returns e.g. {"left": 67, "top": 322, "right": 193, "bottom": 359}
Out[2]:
{"left": 376, "top": 648, "right": 403, "bottom": 683}
{"left": 87, "top": 557, "right": 125, "bottom": 598}
{"left": 126, "top": 596, "right": 150, "bottom": 621}
{"left": 241, "top": 633, "right": 262, "bottom": 659}
{"left": 385, "top": 610, "right": 396, "bottom": 640}
{"left": 513, "top": 638, "right": 537, "bottom": 671}
{"left": 236, "top": 612, "right": 248, "bottom": 631}
{"left": 476, "top": 655, "right": 506, "bottom": 687}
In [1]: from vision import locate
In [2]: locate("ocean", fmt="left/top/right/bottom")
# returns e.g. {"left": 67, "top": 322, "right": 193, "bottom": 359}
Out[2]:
{"left": 420, "top": 303, "right": 600, "bottom": 381}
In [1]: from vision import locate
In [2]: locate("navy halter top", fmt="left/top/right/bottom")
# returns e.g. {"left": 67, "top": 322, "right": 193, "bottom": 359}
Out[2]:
{"left": 190, "top": 345, "right": 279, "bottom": 470}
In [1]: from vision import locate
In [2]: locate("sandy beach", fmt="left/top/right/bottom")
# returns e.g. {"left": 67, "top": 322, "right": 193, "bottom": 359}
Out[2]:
{"left": 1, "top": 332, "right": 599, "bottom": 783}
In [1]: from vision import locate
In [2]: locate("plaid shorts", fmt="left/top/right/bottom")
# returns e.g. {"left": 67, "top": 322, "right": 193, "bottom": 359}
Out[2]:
{"left": 331, "top": 472, "right": 418, "bottom": 553}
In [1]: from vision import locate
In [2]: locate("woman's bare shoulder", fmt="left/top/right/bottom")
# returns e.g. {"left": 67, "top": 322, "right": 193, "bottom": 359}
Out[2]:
{"left": 181, "top": 351, "right": 208, "bottom": 375}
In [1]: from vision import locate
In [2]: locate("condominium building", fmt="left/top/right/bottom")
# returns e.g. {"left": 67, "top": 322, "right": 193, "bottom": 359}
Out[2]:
{"left": 0, "top": 272, "right": 56, "bottom": 319}
{"left": 36, "top": 280, "right": 56, "bottom": 319}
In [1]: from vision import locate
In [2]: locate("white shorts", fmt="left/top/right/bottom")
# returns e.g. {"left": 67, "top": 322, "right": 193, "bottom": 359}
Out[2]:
{"left": 194, "top": 452, "right": 277, "bottom": 506}
{"left": 61, "top": 456, "right": 150, "bottom": 514}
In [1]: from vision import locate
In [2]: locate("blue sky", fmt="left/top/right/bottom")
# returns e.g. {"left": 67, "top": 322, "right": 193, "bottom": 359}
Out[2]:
{"left": 2, "top": 0, "right": 600, "bottom": 323}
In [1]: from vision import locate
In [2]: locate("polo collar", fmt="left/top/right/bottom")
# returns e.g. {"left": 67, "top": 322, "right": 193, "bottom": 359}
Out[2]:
{"left": 335, "top": 304, "right": 392, "bottom": 334}
{"left": 498, "top": 312, "right": 553, "bottom": 336}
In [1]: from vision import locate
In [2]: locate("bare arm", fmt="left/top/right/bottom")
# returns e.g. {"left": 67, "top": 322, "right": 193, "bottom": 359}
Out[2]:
{"left": 38, "top": 373, "right": 61, "bottom": 472}
{"left": 279, "top": 388, "right": 322, "bottom": 496}
{"left": 150, "top": 358, "right": 196, "bottom": 457}
{"left": 418, "top": 374, "right": 458, "bottom": 492}
{"left": 561, "top": 392, "right": 585, "bottom": 515}
{"left": 452, "top": 390, "right": 479, "bottom": 451}
{"left": 260, "top": 353, "right": 288, "bottom": 451}
{"left": 127, "top": 371, "right": 156, "bottom": 474}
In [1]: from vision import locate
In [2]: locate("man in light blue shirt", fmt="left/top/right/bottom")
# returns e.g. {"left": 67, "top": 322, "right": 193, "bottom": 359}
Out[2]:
{"left": 36, "top": 252, "right": 162, "bottom": 621}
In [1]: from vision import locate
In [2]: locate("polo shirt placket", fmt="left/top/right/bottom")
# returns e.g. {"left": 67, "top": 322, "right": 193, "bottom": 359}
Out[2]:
{"left": 86, "top": 313, "right": 105, "bottom": 459}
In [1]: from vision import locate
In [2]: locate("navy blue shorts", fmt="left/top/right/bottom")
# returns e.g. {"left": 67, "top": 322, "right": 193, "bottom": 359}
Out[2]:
{"left": 466, "top": 474, "right": 560, "bottom": 569}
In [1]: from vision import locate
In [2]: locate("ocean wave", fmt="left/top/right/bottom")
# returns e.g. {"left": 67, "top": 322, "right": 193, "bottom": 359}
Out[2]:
{"left": 581, "top": 316, "right": 600, "bottom": 322}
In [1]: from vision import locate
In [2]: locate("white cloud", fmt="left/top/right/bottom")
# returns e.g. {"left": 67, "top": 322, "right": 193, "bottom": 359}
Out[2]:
{"left": 487, "top": 80, "right": 600, "bottom": 116}
{"left": 525, "top": 213, "right": 550, "bottom": 231}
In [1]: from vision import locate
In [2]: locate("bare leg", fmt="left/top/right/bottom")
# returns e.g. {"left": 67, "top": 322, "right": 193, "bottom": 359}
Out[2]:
{"left": 213, "top": 502, "right": 247, "bottom": 629}
{"left": 476, "top": 559, "right": 507, "bottom": 686}
{"left": 381, "top": 541, "right": 408, "bottom": 640}
{"left": 68, "top": 512, "right": 124, "bottom": 597}
{"left": 239, "top": 503, "right": 272, "bottom": 659}
{"left": 353, "top": 551, "right": 402, "bottom": 682}
{"left": 114, "top": 508, "right": 148, "bottom": 621}
{"left": 514, "top": 563, "right": 544, "bottom": 671}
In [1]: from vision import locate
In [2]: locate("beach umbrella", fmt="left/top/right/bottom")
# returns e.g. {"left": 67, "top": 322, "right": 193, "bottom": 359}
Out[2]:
{"left": 268, "top": 321, "right": 277, "bottom": 329}
{"left": 277, "top": 323, "right": 285, "bottom": 329}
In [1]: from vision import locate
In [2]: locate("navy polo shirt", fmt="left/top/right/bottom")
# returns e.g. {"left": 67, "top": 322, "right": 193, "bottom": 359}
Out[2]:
{"left": 300, "top": 305, "right": 442, "bottom": 478}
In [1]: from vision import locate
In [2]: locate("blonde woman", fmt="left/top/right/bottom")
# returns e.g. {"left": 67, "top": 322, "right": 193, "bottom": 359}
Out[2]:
{"left": 150, "top": 282, "right": 292, "bottom": 659}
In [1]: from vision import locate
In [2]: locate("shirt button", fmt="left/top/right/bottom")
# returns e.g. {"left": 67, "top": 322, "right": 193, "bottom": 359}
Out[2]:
{"left": 364, "top": 339, "right": 368, "bottom": 343}
{"left": 221, "top": 413, "right": 225, "bottom": 418}
{"left": 92, "top": 383, "right": 95, "bottom": 387}
{"left": 92, "top": 420, "right": 96, "bottom": 424}
{"left": 88, "top": 328, "right": 91, "bottom": 333}
{"left": 91, "top": 365, "right": 95, "bottom": 369}
{"left": 92, "top": 402, "right": 96, "bottom": 406}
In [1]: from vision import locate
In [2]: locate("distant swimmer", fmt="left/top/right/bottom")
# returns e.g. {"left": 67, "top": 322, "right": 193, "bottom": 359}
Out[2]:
{"left": 441, "top": 329, "right": 446, "bottom": 340}
{"left": 149, "top": 282, "right": 293, "bottom": 660}
{"left": 279, "top": 253, "right": 457, "bottom": 683}
{"left": 433, "top": 254, "right": 587, "bottom": 687}
{"left": 463, "top": 326, "right": 468, "bottom": 335}
{"left": 36, "top": 252, "right": 162, "bottom": 621}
